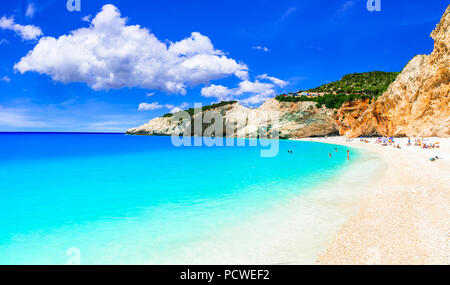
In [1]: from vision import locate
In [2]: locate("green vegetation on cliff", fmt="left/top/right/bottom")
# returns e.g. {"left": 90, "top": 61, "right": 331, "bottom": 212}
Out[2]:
{"left": 305, "top": 71, "right": 399, "bottom": 95}
{"left": 276, "top": 93, "right": 372, "bottom": 109}
{"left": 276, "top": 71, "right": 399, "bottom": 109}
{"left": 162, "top": 101, "right": 237, "bottom": 117}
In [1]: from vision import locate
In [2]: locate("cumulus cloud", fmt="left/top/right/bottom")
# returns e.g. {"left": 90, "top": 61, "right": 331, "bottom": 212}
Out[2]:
{"left": 201, "top": 74, "right": 287, "bottom": 105}
{"left": 0, "top": 16, "right": 43, "bottom": 40}
{"left": 14, "top": 4, "right": 248, "bottom": 94}
{"left": 201, "top": 84, "right": 234, "bottom": 102}
{"left": 25, "top": 3, "right": 36, "bottom": 18}
{"left": 252, "top": 46, "right": 270, "bottom": 52}
{"left": 234, "top": 70, "right": 249, "bottom": 80}
{"left": 256, "top": 74, "right": 287, "bottom": 87}
{"left": 240, "top": 93, "right": 273, "bottom": 105}
{"left": 146, "top": 92, "right": 155, "bottom": 97}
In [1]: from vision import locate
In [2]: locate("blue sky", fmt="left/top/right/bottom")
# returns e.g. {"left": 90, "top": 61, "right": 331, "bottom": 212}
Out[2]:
{"left": 0, "top": 0, "right": 448, "bottom": 132}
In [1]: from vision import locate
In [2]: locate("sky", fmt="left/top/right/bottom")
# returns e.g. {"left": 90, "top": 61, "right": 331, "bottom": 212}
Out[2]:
{"left": 0, "top": 0, "right": 448, "bottom": 132}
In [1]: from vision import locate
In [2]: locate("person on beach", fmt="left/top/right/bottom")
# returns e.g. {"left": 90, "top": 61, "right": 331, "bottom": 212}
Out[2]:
{"left": 347, "top": 150, "right": 350, "bottom": 160}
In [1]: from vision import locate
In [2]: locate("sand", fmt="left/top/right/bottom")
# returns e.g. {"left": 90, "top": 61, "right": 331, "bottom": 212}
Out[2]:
{"left": 297, "top": 136, "right": 450, "bottom": 265}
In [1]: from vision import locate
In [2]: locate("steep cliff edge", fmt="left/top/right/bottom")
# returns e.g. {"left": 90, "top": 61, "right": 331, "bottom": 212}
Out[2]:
{"left": 346, "top": 6, "right": 450, "bottom": 138}
{"left": 126, "top": 99, "right": 339, "bottom": 138}
{"left": 334, "top": 99, "right": 371, "bottom": 135}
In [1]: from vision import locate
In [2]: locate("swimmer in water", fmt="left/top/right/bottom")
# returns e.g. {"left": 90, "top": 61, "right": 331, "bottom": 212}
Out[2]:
{"left": 329, "top": 153, "right": 332, "bottom": 158}
{"left": 335, "top": 147, "right": 338, "bottom": 152}
{"left": 347, "top": 149, "right": 350, "bottom": 160}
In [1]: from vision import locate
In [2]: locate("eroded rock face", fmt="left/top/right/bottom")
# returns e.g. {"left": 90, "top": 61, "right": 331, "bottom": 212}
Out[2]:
{"left": 334, "top": 99, "right": 371, "bottom": 135}
{"left": 346, "top": 6, "right": 450, "bottom": 138}
{"left": 126, "top": 99, "right": 339, "bottom": 138}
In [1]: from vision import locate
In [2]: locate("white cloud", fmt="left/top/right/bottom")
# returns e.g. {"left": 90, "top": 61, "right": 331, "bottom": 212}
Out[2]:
{"left": 0, "top": 16, "right": 42, "bottom": 40}
{"left": 234, "top": 70, "right": 249, "bottom": 80}
{"left": 257, "top": 73, "right": 287, "bottom": 87}
{"left": 235, "top": 80, "right": 277, "bottom": 105}
{"left": 169, "top": 102, "right": 189, "bottom": 113}
{"left": 25, "top": 3, "right": 36, "bottom": 18}
{"left": 14, "top": 4, "right": 248, "bottom": 94}
{"left": 169, "top": 107, "right": 182, "bottom": 113}
{"left": 138, "top": 102, "right": 173, "bottom": 111}
{"left": 201, "top": 84, "right": 234, "bottom": 102}
{"left": 138, "top": 101, "right": 190, "bottom": 113}
{"left": 235, "top": 80, "right": 276, "bottom": 97}
{"left": 0, "top": 76, "right": 11, "bottom": 83}
{"left": 179, "top": 102, "right": 189, "bottom": 109}
{"left": 201, "top": 74, "right": 286, "bottom": 105}
{"left": 240, "top": 93, "right": 273, "bottom": 105}
{"left": 252, "top": 46, "right": 270, "bottom": 52}
{"left": 146, "top": 92, "right": 155, "bottom": 97}
{"left": 81, "top": 15, "right": 92, "bottom": 22}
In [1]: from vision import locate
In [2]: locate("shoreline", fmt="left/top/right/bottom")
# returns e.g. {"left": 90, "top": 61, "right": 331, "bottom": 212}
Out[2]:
{"left": 296, "top": 136, "right": 450, "bottom": 264}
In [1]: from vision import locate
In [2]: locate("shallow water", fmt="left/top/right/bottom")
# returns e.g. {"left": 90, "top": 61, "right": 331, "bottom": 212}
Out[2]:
{"left": 0, "top": 133, "right": 369, "bottom": 264}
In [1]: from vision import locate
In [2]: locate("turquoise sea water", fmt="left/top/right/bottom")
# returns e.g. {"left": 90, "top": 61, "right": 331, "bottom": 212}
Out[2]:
{"left": 0, "top": 133, "right": 359, "bottom": 264}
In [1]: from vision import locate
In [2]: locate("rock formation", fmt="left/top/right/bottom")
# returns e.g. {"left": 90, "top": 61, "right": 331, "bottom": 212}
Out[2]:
{"left": 346, "top": 5, "right": 450, "bottom": 138}
{"left": 334, "top": 99, "right": 371, "bottom": 135}
{"left": 126, "top": 99, "right": 339, "bottom": 138}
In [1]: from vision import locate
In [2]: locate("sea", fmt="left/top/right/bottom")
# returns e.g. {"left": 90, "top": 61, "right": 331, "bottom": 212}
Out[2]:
{"left": 0, "top": 133, "right": 383, "bottom": 264}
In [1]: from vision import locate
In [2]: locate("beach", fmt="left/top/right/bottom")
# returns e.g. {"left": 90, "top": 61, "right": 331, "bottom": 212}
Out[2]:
{"left": 297, "top": 136, "right": 450, "bottom": 265}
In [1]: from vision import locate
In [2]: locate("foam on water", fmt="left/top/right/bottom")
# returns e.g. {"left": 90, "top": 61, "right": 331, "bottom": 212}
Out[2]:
{"left": 0, "top": 133, "right": 383, "bottom": 264}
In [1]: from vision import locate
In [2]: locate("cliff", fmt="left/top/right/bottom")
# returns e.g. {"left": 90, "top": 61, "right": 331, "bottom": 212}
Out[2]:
{"left": 334, "top": 99, "right": 372, "bottom": 135}
{"left": 128, "top": 6, "right": 449, "bottom": 139}
{"left": 346, "top": 5, "right": 450, "bottom": 138}
{"left": 126, "top": 99, "right": 339, "bottom": 138}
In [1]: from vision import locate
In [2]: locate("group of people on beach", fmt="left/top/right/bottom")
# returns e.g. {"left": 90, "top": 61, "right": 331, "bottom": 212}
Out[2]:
{"left": 373, "top": 137, "right": 398, "bottom": 147}
{"left": 407, "top": 137, "right": 440, "bottom": 149}
{"left": 358, "top": 136, "right": 442, "bottom": 162}
{"left": 367, "top": 136, "right": 441, "bottom": 150}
